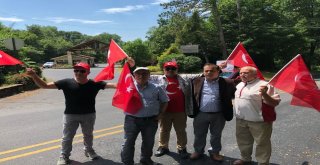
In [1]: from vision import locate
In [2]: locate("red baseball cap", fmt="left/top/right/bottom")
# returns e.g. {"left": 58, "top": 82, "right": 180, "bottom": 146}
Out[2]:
{"left": 163, "top": 61, "right": 178, "bottom": 68}
{"left": 73, "top": 62, "right": 90, "bottom": 71}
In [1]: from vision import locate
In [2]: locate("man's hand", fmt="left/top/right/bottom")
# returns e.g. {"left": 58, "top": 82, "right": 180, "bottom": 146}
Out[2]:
{"left": 127, "top": 57, "right": 135, "bottom": 67}
{"left": 259, "top": 85, "right": 268, "bottom": 95}
{"left": 26, "top": 68, "right": 36, "bottom": 77}
{"left": 218, "top": 62, "right": 227, "bottom": 69}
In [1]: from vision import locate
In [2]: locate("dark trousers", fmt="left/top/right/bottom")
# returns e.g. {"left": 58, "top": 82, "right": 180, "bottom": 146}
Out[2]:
{"left": 121, "top": 115, "right": 158, "bottom": 165}
{"left": 193, "top": 112, "right": 226, "bottom": 154}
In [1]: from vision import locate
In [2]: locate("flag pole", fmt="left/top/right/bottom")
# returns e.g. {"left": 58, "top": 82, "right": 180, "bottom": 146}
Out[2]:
{"left": 267, "top": 54, "right": 301, "bottom": 84}
{"left": 226, "top": 42, "right": 241, "bottom": 61}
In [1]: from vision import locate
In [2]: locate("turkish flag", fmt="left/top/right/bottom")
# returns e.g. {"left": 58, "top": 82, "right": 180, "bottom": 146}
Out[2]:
{"left": 94, "top": 39, "right": 128, "bottom": 81}
{"left": 226, "top": 42, "right": 265, "bottom": 80}
{"left": 112, "top": 63, "right": 143, "bottom": 114}
{"left": 268, "top": 54, "right": 320, "bottom": 112}
{"left": 0, "top": 50, "right": 23, "bottom": 66}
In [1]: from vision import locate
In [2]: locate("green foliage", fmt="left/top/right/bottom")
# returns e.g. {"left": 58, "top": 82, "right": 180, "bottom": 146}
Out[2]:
{"left": 0, "top": 72, "right": 5, "bottom": 85}
{"left": 94, "top": 33, "right": 122, "bottom": 44}
{"left": 147, "top": 65, "right": 161, "bottom": 72}
{"left": 162, "top": 43, "right": 182, "bottom": 55}
{"left": 157, "top": 53, "right": 185, "bottom": 70}
{"left": 157, "top": 53, "right": 201, "bottom": 73}
{"left": 155, "top": 0, "right": 320, "bottom": 71}
{"left": 182, "top": 56, "right": 202, "bottom": 73}
{"left": 5, "top": 73, "right": 37, "bottom": 89}
{"left": 123, "top": 39, "right": 153, "bottom": 66}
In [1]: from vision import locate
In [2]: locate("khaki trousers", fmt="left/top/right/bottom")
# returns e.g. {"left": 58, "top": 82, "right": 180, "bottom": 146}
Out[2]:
{"left": 236, "top": 118, "right": 273, "bottom": 164}
{"left": 158, "top": 112, "right": 187, "bottom": 150}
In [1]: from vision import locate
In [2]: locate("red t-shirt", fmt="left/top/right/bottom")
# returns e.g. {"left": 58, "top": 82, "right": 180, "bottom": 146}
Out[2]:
{"left": 166, "top": 77, "right": 185, "bottom": 112}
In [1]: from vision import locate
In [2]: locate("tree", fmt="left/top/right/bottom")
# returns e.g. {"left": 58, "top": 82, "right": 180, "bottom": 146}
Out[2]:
{"left": 123, "top": 39, "right": 153, "bottom": 66}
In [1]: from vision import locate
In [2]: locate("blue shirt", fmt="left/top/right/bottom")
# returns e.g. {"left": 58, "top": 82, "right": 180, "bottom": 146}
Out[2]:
{"left": 126, "top": 81, "right": 169, "bottom": 117}
{"left": 199, "top": 78, "right": 222, "bottom": 112}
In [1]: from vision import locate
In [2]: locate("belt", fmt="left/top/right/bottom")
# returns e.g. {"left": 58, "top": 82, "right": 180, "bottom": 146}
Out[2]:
{"left": 202, "top": 111, "right": 221, "bottom": 114}
{"left": 127, "top": 115, "right": 157, "bottom": 120}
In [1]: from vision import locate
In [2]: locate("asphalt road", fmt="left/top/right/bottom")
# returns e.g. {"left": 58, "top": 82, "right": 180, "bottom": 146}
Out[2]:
{"left": 0, "top": 67, "right": 319, "bottom": 165}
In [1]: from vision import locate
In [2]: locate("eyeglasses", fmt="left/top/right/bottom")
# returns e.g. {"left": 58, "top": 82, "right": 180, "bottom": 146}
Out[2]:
{"left": 165, "top": 67, "right": 177, "bottom": 71}
{"left": 74, "top": 69, "right": 86, "bottom": 73}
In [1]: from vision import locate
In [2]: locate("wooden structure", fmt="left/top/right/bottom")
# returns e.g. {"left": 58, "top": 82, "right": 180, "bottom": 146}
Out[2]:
{"left": 51, "top": 39, "right": 108, "bottom": 66}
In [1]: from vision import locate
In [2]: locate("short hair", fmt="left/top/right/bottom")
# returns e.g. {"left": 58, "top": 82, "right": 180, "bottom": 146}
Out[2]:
{"left": 203, "top": 63, "right": 220, "bottom": 71}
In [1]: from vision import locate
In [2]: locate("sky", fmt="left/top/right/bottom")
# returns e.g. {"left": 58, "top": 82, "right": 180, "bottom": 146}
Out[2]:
{"left": 0, "top": 0, "right": 170, "bottom": 41}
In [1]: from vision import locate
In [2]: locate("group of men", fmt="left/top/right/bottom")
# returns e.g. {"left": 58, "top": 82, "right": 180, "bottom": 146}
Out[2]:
{"left": 26, "top": 57, "right": 280, "bottom": 165}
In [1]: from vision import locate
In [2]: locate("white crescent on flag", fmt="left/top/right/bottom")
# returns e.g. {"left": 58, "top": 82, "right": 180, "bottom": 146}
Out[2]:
{"left": 166, "top": 82, "right": 177, "bottom": 95}
{"left": 125, "top": 73, "right": 134, "bottom": 93}
{"left": 241, "top": 53, "right": 248, "bottom": 64}
{"left": 294, "top": 72, "right": 312, "bottom": 82}
{"left": 294, "top": 72, "right": 317, "bottom": 90}
{"left": 125, "top": 74, "right": 132, "bottom": 83}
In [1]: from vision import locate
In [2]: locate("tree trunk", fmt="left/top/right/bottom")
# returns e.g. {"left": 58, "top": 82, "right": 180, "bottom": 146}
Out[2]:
{"left": 236, "top": 0, "right": 241, "bottom": 31}
{"left": 211, "top": 0, "right": 228, "bottom": 59}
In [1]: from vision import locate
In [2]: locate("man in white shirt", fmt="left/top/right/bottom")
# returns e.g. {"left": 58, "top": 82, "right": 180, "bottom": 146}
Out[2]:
{"left": 233, "top": 66, "right": 281, "bottom": 165}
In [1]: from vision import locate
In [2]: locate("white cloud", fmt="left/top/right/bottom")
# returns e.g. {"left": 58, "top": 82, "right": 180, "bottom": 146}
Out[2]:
{"left": 151, "top": 0, "right": 171, "bottom": 5}
{"left": 0, "top": 16, "right": 24, "bottom": 22}
{"left": 99, "top": 5, "right": 145, "bottom": 14}
{"left": 47, "top": 17, "right": 112, "bottom": 24}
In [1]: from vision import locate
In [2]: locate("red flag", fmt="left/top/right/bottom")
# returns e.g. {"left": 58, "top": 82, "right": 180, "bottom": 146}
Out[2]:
{"left": 94, "top": 39, "right": 128, "bottom": 81}
{"left": 0, "top": 50, "right": 23, "bottom": 66}
{"left": 112, "top": 63, "right": 143, "bottom": 114}
{"left": 226, "top": 42, "right": 264, "bottom": 80}
{"left": 268, "top": 54, "right": 320, "bottom": 112}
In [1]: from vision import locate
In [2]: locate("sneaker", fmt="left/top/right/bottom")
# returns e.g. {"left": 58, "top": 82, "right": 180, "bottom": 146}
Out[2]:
{"left": 84, "top": 150, "right": 99, "bottom": 160}
{"left": 154, "top": 147, "right": 169, "bottom": 157}
{"left": 178, "top": 148, "right": 190, "bottom": 159}
{"left": 57, "top": 155, "right": 70, "bottom": 165}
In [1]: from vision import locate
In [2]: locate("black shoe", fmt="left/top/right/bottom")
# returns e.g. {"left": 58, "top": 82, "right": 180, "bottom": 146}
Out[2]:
{"left": 140, "top": 159, "right": 159, "bottom": 165}
{"left": 154, "top": 147, "right": 169, "bottom": 157}
{"left": 178, "top": 148, "right": 190, "bottom": 159}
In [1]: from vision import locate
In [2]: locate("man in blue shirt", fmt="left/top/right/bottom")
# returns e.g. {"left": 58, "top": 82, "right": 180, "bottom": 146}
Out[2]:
{"left": 121, "top": 67, "right": 169, "bottom": 165}
{"left": 190, "top": 63, "right": 235, "bottom": 162}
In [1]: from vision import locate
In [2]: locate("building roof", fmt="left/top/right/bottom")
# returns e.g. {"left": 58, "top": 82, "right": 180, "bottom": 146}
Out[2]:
{"left": 67, "top": 39, "right": 108, "bottom": 51}
{"left": 51, "top": 54, "right": 95, "bottom": 60}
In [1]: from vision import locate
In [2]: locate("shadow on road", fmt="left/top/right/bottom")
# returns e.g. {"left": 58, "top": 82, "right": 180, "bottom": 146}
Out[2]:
{"left": 163, "top": 151, "right": 280, "bottom": 165}
{"left": 70, "top": 157, "right": 123, "bottom": 165}
{"left": 54, "top": 154, "right": 282, "bottom": 165}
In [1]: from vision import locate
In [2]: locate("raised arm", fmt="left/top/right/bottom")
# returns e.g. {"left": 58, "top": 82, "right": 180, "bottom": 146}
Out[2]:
{"left": 26, "top": 68, "right": 57, "bottom": 89}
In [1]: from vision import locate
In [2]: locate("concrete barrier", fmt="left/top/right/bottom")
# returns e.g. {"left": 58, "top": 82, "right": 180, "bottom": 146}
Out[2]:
{"left": 0, "top": 84, "right": 38, "bottom": 98}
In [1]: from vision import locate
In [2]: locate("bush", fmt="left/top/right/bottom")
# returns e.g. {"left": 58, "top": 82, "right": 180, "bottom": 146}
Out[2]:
{"left": 157, "top": 53, "right": 202, "bottom": 73}
{"left": 5, "top": 73, "right": 37, "bottom": 90}
{"left": 157, "top": 53, "right": 185, "bottom": 70}
{"left": 147, "top": 65, "right": 161, "bottom": 72}
{"left": 182, "top": 56, "right": 202, "bottom": 73}
{"left": 0, "top": 72, "right": 5, "bottom": 86}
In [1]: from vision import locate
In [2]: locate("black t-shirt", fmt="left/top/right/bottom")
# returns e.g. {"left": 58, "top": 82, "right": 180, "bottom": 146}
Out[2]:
{"left": 54, "top": 78, "right": 106, "bottom": 114}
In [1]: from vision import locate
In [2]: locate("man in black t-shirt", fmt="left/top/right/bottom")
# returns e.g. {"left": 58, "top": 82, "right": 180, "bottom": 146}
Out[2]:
{"left": 27, "top": 62, "right": 117, "bottom": 165}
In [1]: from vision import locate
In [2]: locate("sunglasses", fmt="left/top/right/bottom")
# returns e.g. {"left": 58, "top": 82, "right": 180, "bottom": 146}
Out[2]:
{"left": 74, "top": 69, "right": 86, "bottom": 73}
{"left": 165, "top": 67, "right": 177, "bottom": 71}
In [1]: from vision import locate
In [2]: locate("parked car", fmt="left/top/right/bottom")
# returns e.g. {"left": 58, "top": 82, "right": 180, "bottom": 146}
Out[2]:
{"left": 42, "top": 62, "right": 55, "bottom": 68}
